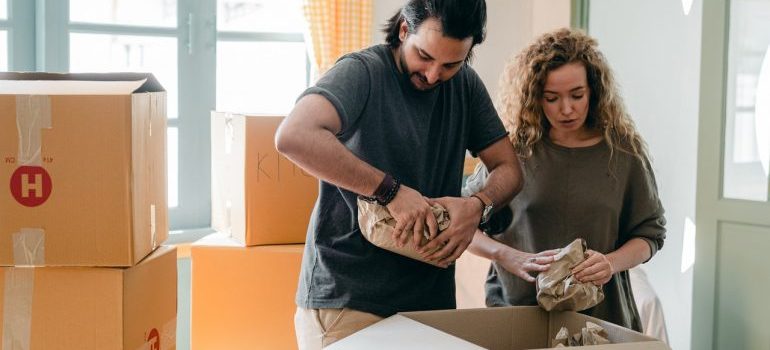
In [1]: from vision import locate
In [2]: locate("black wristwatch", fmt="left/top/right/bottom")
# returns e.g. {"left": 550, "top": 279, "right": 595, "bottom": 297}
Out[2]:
{"left": 471, "top": 192, "right": 494, "bottom": 227}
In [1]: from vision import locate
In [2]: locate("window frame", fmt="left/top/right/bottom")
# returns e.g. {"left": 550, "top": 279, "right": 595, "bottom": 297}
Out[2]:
{"left": 5, "top": 0, "right": 311, "bottom": 242}
{"left": 3, "top": 0, "right": 34, "bottom": 71}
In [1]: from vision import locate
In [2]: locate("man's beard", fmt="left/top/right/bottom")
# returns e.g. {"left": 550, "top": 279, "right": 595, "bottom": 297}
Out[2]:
{"left": 399, "top": 49, "right": 441, "bottom": 92}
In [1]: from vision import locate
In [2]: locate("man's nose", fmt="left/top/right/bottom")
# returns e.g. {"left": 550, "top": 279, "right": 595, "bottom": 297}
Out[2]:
{"left": 424, "top": 64, "right": 441, "bottom": 85}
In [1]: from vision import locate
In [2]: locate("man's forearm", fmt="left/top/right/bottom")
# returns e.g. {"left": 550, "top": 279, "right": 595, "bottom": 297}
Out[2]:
{"left": 478, "top": 160, "right": 522, "bottom": 211}
{"left": 473, "top": 137, "right": 523, "bottom": 211}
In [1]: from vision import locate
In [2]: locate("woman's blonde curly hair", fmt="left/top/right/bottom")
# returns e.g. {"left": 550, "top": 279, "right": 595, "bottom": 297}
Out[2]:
{"left": 498, "top": 28, "right": 649, "bottom": 164}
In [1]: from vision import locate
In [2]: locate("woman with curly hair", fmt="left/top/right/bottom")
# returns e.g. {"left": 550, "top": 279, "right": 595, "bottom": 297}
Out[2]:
{"left": 464, "top": 28, "right": 666, "bottom": 330}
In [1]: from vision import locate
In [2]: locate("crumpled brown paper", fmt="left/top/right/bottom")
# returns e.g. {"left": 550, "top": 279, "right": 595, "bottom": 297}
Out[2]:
{"left": 357, "top": 198, "right": 450, "bottom": 267}
{"left": 551, "top": 321, "right": 611, "bottom": 347}
{"left": 536, "top": 238, "right": 605, "bottom": 311}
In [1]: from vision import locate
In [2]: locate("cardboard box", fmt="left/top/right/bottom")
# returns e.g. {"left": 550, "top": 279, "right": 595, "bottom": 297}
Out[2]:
{"left": 0, "top": 246, "right": 177, "bottom": 350}
{"left": 0, "top": 72, "right": 168, "bottom": 267}
{"left": 329, "top": 306, "right": 669, "bottom": 350}
{"left": 211, "top": 112, "right": 317, "bottom": 246}
{"left": 191, "top": 233, "right": 303, "bottom": 350}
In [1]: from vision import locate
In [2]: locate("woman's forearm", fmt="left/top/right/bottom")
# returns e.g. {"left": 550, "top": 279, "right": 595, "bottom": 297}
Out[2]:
{"left": 607, "top": 237, "right": 652, "bottom": 273}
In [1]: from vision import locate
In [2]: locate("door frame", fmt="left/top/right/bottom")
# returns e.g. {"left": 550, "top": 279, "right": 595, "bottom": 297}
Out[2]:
{"left": 693, "top": 0, "right": 770, "bottom": 349}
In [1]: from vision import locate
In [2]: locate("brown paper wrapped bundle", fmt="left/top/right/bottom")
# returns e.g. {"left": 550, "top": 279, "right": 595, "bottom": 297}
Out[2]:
{"left": 357, "top": 198, "right": 450, "bottom": 267}
{"left": 581, "top": 321, "right": 611, "bottom": 345}
{"left": 551, "top": 321, "right": 610, "bottom": 347}
{"left": 536, "top": 238, "right": 605, "bottom": 311}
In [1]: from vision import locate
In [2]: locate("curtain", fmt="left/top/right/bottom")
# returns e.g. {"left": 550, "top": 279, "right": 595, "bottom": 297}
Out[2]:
{"left": 303, "top": 0, "right": 373, "bottom": 76}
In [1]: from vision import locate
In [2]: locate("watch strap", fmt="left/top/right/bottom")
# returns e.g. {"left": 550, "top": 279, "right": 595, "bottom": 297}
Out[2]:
{"left": 471, "top": 192, "right": 493, "bottom": 208}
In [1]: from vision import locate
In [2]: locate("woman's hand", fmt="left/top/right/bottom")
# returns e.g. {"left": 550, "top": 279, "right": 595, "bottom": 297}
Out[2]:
{"left": 572, "top": 250, "right": 615, "bottom": 286}
{"left": 496, "top": 248, "right": 560, "bottom": 282}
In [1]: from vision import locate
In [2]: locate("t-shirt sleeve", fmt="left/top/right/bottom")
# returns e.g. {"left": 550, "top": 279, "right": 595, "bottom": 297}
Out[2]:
{"left": 297, "top": 57, "right": 370, "bottom": 136}
{"left": 619, "top": 156, "right": 667, "bottom": 261}
{"left": 465, "top": 67, "right": 508, "bottom": 156}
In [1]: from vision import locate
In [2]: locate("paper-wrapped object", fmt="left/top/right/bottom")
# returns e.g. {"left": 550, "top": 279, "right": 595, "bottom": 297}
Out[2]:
{"left": 581, "top": 321, "right": 611, "bottom": 345}
{"left": 537, "top": 238, "right": 605, "bottom": 311}
{"left": 357, "top": 198, "right": 450, "bottom": 267}
{"left": 551, "top": 321, "right": 610, "bottom": 347}
{"left": 553, "top": 326, "right": 569, "bottom": 347}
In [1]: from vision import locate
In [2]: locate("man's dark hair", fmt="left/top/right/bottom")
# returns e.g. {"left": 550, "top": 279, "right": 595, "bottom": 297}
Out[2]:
{"left": 383, "top": 0, "right": 487, "bottom": 62}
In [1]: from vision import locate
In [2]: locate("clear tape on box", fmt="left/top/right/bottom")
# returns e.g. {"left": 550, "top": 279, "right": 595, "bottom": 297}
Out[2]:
{"left": 2, "top": 267, "right": 35, "bottom": 350}
{"left": 16, "top": 95, "right": 51, "bottom": 166}
{"left": 13, "top": 229, "right": 45, "bottom": 266}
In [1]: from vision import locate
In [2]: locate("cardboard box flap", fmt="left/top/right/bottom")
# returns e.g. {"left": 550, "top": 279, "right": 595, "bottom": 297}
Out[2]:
{"left": 132, "top": 246, "right": 175, "bottom": 268}
{"left": 0, "top": 72, "right": 165, "bottom": 94}
{"left": 328, "top": 315, "right": 484, "bottom": 350}
{"left": 402, "top": 307, "right": 548, "bottom": 350}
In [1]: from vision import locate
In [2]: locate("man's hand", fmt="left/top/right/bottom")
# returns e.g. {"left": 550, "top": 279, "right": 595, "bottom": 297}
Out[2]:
{"left": 572, "top": 250, "right": 614, "bottom": 286}
{"left": 386, "top": 185, "right": 439, "bottom": 248}
{"left": 496, "top": 248, "right": 559, "bottom": 282}
{"left": 418, "top": 196, "right": 483, "bottom": 267}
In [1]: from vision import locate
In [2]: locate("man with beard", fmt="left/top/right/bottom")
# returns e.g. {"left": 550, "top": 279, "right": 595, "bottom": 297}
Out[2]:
{"left": 275, "top": 1, "right": 522, "bottom": 348}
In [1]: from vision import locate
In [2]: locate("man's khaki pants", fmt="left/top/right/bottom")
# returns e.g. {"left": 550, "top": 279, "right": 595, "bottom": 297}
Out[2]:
{"left": 294, "top": 307, "right": 383, "bottom": 349}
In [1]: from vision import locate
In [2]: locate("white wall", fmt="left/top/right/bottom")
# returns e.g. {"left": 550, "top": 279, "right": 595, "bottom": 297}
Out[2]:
{"left": 371, "top": 0, "right": 402, "bottom": 45}
{"left": 471, "top": 0, "right": 534, "bottom": 99}
{"left": 589, "top": 1, "right": 703, "bottom": 350}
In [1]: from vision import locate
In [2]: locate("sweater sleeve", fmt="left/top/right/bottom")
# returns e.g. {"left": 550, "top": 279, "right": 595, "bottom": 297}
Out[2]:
{"left": 619, "top": 155, "right": 667, "bottom": 261}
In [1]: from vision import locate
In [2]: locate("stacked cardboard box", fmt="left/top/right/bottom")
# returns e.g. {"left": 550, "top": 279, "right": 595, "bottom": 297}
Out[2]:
{"left": 210, "top": 113, "right": 317, "bottom": 246}
{"left": 191, "top": 113, "right": 317, "bottom": 349}
{"left": 0, "top": 73, "right": 177, "bottom": 350}
{"left": 191, "top": 233, "right": 304, "bottom": 350}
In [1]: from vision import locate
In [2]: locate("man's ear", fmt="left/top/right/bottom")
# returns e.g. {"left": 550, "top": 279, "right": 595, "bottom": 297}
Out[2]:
{"left": 399, "top": 20, "right": 409, "bottom": 42}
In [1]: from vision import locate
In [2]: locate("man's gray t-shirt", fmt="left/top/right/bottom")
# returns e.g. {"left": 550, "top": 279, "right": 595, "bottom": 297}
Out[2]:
{"left": 295, "top": 44, "right": 507, "bottom": 317}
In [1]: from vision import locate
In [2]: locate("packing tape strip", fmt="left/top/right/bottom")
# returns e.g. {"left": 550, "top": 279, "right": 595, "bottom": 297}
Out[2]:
{"left": 150, "top": 204, "right": 157, "bottom": 248}
{"left": 16, "top": 95, "right": 52, "bottom": 166}
{"left": 12, "top": 229, "right": 45, "bottom": 266}
{"left": 223, "top": 113, "right": 235, "bottom": 233}
{"left": 2, "top": 267, "right": 35, "bottom": 350}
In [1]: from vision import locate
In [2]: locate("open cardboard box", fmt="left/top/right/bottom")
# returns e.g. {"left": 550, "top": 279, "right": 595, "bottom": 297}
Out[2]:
{"left": 0, "top": 72, "right": 167, "bottom": 266}
{"left": 329, "top": 306, "right": 669, "bottom": 349}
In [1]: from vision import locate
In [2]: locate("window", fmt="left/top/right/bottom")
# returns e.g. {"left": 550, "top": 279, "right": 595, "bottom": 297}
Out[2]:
{"left": 0, "top": 31, "right": 7, "bottom": 71}
{"left": 2, "top": 0, "right": 34, "bottom": 72}
{"left": 216, "top": 0, "right": 309, "bottom": 114}
{"left": 723, "top": 0, "right": 770, "bottom": 201}
{"left": 0, "top": 0, "right": 7, "bottom": 70}
{"left": 6, "top": 0, "right": 311, "bottom": 233}
{"left": 68, "top": 0, "right": 183, "bottom": 213}
{"left": 69, "top": 0, "right": 176, "bottom": 28}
